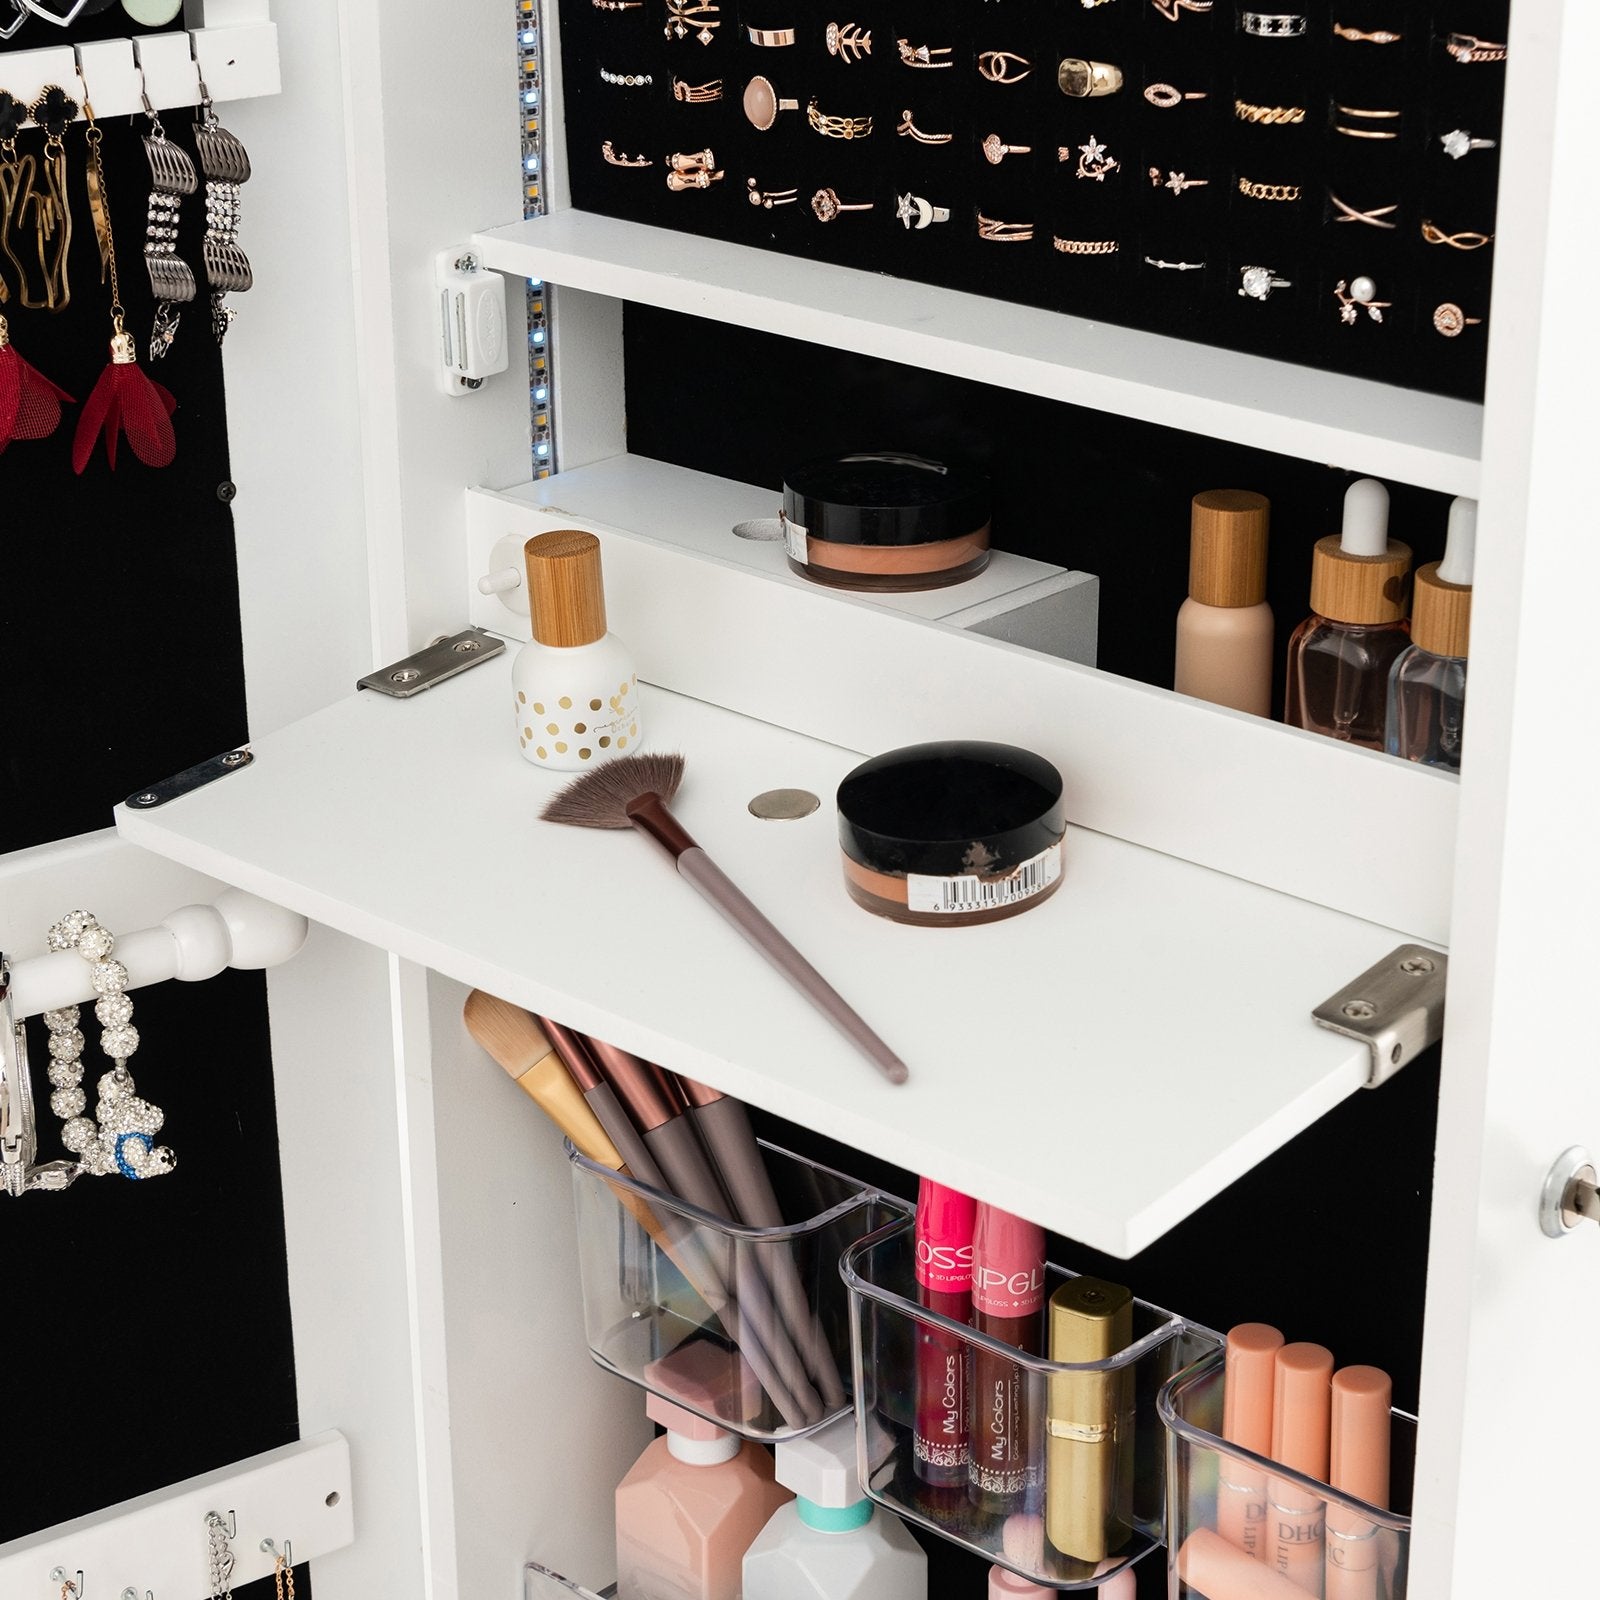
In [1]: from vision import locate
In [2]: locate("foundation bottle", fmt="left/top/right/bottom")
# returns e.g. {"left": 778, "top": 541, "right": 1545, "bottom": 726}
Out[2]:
{"left": 1283, "top": 479, "right": 1413, "bottom": 749}
{"left": 742, "top": 1416, "right": 927, "bottom": 1600}
{"left": 615, "top": 1390, "right": 792, "bottom": 1600}
{"left": 512, "top": 528, "right": 641, "bottom": 771}
{"left": 1174, "top": 490, "right": 1274, "bottom": 716}
{"left": 1386, "top": 496, "right": 1475, "bottom": 772}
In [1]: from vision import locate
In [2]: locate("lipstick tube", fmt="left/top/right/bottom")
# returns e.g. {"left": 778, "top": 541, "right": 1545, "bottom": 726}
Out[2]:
{"left": 675, "top": 1073, "right": 848, "bottom": 1410}
{"left": 1324, "top": 1366, "right": 1391, "bottom": 1600}
{"left": 968, "top": 1203, "right": 1046, "bottom": 1516}
{"left": 1267, "top": 1343, "right": 1334, "bottom": 1597}
{"left": 1179, "top": 1529, "right": 1322, "bottom": 1600}
{"left": 913, "top": 1178, "right": 976, "bottom": 1489}
{"left": 1044, "top": 1277, "right": 1133, "bottom": 1564}
{"left": 1219, "top": 1324, "right": 1284, "bottom": 1560}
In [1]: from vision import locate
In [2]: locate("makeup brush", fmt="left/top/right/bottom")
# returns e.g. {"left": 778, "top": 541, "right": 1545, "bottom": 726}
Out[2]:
{"left": 540, "top": 753, "right": 910, "bottom": 1087}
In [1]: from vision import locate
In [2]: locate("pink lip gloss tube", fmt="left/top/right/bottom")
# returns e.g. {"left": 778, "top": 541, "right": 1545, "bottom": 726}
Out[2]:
{"left": 1324, "top": 1366, "right": 1391, "bottom": 1600}
{"left": 1219, "top": 1324, "right": 1284, "bottom": 1559}
{"left": 1267, "top": 1343, "right": 1334, "bottom": 1597}
{"left": 913, "top": 1178, "right": 977, "bottom": 1490}
{"left": 968, "top": 1203, "right": 1046, "bottom": 1516}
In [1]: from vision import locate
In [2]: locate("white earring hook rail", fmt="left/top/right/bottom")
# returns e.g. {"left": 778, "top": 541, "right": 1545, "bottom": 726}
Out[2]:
{"left": 0, "top": 22, "right": 280, "bottom": 126}
{"left": 7, "top": 890, "right": 308, "bottom": 1018}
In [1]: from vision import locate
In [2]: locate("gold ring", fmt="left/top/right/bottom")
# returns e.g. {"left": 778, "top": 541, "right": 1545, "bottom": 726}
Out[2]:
{"left": 896, "top": 38, "right": 951, "bottom": 67}
{"left": 1053, "top": 237, "right": 1118, "bottom": 254}
{"left": 1058, "top": 57, "right": 1123, "bottom": 97}
{"left": 1434, "top": 302, "right": 1484, "bottom": 336}
{"left": 811, "top": 187, "right": 873, "bottom": 221}
{"left": 1446, "top": 31, "right": 1506, "bottom": 62}
{"left": 1422, "top": 220, "right": 1494, "bottom": 250}
{"left": 1151, "top": 0, "right": 1213, "bottom": 18}
{"left": 671, "top": 75, "right": 723, "bottom": 102}
{"left": 982, "top": 132, "right": 1031, "bottom": 165}
{"left": 1329, "top": 191, "right": 1398, "bottom": 228}
{"left": 1145, "top": 82, "right": 1207, "bottom": 107}
{"left": 1148, "top": 167, "right": 1208, "bottom": 193}
{"left": 1334, "top": 125, "right": 1397, "bottom": 139}
{"left": 1238, "top": 176, "right": 1301, "bottom": 201}
{"left": 825, "top": 21, "right": 870, "bottom": 61}
{"left": 897, "top": 108, "right": 952, "bottom": 144}
{"left": 1334, "top": 104, "right": 1401, "bottom": 118}
{"left": 742, "top": 76, "right": 798, "bottom": 130}
{"left": 664, "top": 0, "right": 720, "bottom": 42}
{"left": 978, "top": 51, "right": 1032, "bottom": 84}
{"left": 806, "top": 99, "right": 872, "bottom": 138}
{"left": 666, "top": 166, "right": 723, "bottom": 190}
{"left": 1234, "top": 99, "right": 1304, "bottom": 123}
{"left": 747, "top": 179, "right": 797, "bottom": 208}
{"left": 976, "top": 211, "right": 1033, "bottom": 242}
{"left": 1333, "top": 22, "right": 1400, "bottom": 42}
{"left": 601, "top": 141, "right": 651, "bottom": 166}
{"left": 745, "top": 25, "right": 794, "bottom": 45}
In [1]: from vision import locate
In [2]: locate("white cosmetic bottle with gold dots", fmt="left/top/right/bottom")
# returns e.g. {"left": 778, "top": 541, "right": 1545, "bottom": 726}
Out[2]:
{"left": 513, "top": 529, "right": 641, "bottom": 770}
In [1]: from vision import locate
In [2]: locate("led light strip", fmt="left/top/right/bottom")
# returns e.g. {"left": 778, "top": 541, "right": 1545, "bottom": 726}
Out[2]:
{"left": 518, "top": 0, "right": 556, "bottom": 476}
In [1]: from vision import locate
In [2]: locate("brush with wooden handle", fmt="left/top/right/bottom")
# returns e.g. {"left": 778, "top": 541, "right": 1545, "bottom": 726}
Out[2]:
{"left": 540, "top": 753, "right": 910, "bottom": 1087}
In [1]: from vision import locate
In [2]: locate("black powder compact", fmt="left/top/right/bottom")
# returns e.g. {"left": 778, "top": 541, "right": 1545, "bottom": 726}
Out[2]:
{"left": 836, "top": 740, "right": 1066, "bottom": 927}
{"left": 781, "top": 451, "right": 993, "bottom": 593}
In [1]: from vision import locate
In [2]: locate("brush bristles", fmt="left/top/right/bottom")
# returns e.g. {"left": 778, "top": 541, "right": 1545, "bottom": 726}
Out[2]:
{"left": 541, "top": 751, "right": 687, "bottom": 828}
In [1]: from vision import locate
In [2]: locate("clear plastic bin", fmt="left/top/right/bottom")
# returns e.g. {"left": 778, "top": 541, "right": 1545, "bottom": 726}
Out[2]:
{"left": 842, "top": 1215, "right": 1220, "bottom": 1590}
{"left": 1160, "top": 1347, "right": 1416, "bottom": 1600}
{"left": 524, "top": 1563, "right": 614, "bottom": 1600}
{"left": 568, "top": 1138, "right": 910, "bottom": 1442}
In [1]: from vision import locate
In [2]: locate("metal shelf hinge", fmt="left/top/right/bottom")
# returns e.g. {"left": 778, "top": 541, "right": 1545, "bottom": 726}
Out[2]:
{"left": 1312, "top": 943, "right": 1448, "bottom": 1089}
{"left": 357, "top": 627, "right": 507, "bottom": 698}
{"left": 125, "top": 747, "right": 254, "bottom": 810}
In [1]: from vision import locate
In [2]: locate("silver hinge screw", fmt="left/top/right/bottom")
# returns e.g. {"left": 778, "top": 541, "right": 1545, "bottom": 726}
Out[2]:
{"left": 1341, "top": 1000, "right": 1377, "bottom": 1021}
{"left": 1399, "top": 954, "right": 1436, "bottom": 976}
{"left": 391, "top": 667, "right": 423, "bottom": 685}
{"left": 455, "top": 252, "right": 480, "bottom": 273}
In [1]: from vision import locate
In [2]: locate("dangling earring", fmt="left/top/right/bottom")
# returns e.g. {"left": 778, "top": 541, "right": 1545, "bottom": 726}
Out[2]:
{"left": 138, "top": 77, "right": 197, "bottom": 358}
{"left": 0, "top": 312, "right": 74, "bottom": 451}
{"left": 193, "top": 66, "right": 252, "bottom": 343}
{"left": 71, "top": 76, "right": 177, "bottom": 472}
{"left": 20, "top": 84, "right": 76, "bottom": 310}
{"left": 0, "top": 88, "right": 28, "bottom": 299}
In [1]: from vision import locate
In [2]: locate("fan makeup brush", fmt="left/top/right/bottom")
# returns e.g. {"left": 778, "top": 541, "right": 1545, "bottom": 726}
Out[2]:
{"left": 540, "top": 753, "right": 910, "bottom": 1087}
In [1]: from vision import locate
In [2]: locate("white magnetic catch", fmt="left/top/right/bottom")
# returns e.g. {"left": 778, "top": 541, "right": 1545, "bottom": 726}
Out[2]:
{"left": 436, "top": 248, "right": 510, "bottom": 395}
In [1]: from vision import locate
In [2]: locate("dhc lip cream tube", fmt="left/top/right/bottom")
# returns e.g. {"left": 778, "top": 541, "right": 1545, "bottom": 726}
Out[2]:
{"left": 1268, "top": 1343, "right": 1334, "bottom": 1596}
{"left": 1219, "top": 1324, "right": 1284, "bottom": 1559}
{"left": 1178, "top": 1529, "right": 1319, "bottom": 1600}
{"left": 914, "top": 1179, "right": 977, "bottom": 1490}
{"left": 1324, "top": 1366, "right": 1392, "bottom": 1600}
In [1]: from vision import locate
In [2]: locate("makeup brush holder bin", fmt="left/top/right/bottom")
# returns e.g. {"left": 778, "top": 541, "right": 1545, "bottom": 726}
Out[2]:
{"left": 1159, "top": 1349, "right": 1416, "bottom": 1600}
{"left": 842, "top": 1217, "right": 1221, "bottom": 1590}
{"left": 567, "top": 1139, "right": 910, "bottom": 1443}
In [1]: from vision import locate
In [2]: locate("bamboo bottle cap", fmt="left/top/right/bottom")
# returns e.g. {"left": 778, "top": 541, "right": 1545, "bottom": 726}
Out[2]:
{"left": 1309, "top": 536, "right": 1412, "bottom": 624}
{"left": 1189, "top": 490, "right": 1271, "bottom": 607}
{"left": 1411, "top": 562, "right": 1471, "bottom": 657}
{"left": 525, "top": 529, "right": 607, "bottom": 648}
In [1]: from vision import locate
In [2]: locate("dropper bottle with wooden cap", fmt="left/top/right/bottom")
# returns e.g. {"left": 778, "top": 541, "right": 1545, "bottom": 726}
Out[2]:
{"left": 1386, "top": 496, "right": 1474, "bottom": 771}
{"left": 511, "top": 528, "right": 641, "bottom": 771}
{"left": 1174, "top": 490, "right": 1274, "bottom": 716}
{"left": 1284, "top": 478, "right": 1413, "bottom": 750}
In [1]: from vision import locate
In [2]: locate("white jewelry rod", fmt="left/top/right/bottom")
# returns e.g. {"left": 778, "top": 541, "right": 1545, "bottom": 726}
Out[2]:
{"left": 0, "top": 1430, "right": 352, "bottom": 1595}
{"left": 2, "top": 23, "right": 281, "bottom": 126}
{"left": 8, "top": 890, "right": 308, "bottom": 1017}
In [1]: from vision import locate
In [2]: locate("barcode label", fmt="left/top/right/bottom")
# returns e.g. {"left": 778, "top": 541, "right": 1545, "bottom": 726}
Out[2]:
{"left": 783, "top": 513, "right": 808, "bottom": 565}
{"left": 907, "top": 844, "right": 1061, "bottom": 915}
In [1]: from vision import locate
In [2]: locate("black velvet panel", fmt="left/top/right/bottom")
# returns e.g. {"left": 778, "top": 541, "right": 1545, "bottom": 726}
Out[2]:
{"left": 564, "top": 0, "right": 1508, "bottom": 400}
{"left": 624, "top": 302, "right": 1454, "bottom": 709}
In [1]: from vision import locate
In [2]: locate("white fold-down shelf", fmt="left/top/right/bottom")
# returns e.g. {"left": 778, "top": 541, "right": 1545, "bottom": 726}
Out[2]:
{"left": 471, "top": 209, "right": 1484, "bottom": 498}
{"left": 117, "top": 666, "right": 1416, "bottom": 1258}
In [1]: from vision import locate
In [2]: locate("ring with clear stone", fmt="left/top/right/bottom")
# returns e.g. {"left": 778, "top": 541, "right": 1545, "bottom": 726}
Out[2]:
{"left": 1238, "top": 264, "right": 1291, "bottom": 300}
{"left": 897, "top": 191, "right": 950, "bottom": 229}
{"left": 1440, "top": 128, "right": 1496, "bottom": 159}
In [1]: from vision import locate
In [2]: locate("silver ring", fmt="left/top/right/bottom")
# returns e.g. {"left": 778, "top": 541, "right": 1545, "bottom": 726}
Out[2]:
{"left": 0, "top": 954, "right": 36, "bottom": 1197}
{"left": 896, "top": 191, "right": 950, "bottom": 229}
{"left": 1241, "top": 11, "right": 1307, "bottom": 35}
{"left": 1145, "top": 255, "right": 1205, "bottom": 270}
{"left": 1440, "top": 128, "right": 1497, "bottom": 159}
{"left": 1239, "top": 264, "right": 1291, "bottom": 299}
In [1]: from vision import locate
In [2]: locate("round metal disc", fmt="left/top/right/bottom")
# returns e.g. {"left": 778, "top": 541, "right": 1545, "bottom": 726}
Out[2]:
{"left": 122, "top": 0, "right": 184, "bottom": 22}
{"left": 748, "top": 787, "right": 820, "bottom": 820}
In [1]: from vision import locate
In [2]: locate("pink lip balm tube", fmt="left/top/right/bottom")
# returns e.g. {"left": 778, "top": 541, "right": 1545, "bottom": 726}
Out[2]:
{"left": 1219, "top": 1324, "right": 1284, "bottom": 1559}
{"left": 1267, "top": 1343, "right": 1334, "bottom": 1597}
{"left": 1324, "top": 1366, "right": 1392, "bottom": 1600}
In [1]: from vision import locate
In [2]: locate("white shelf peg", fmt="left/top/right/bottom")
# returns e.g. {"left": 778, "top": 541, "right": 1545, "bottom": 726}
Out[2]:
{"left": 7, "top": 890, "right": 308, "bottom": 1018}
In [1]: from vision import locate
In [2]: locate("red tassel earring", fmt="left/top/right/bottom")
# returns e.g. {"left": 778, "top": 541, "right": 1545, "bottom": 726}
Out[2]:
{"left": 70, "top": 70, "right": 175, "bottom": 473}
{"left": 0, "top": 312, "right": 74, "bottom": 452}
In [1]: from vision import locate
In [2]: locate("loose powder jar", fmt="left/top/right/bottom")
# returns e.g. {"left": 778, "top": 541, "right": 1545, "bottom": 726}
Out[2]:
{"left": 836, "top": 741, "right": 1066, "bottom": 927}
{"left": 781, "top": 451, "right": 992, "bottom": 592}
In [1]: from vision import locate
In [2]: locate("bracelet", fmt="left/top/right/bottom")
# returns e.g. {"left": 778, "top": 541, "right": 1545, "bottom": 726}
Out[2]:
{"left": 600, "top": 67, "right": 653, "bottom": 85}
{"left": 976, "top": 211, "right": 1033, "bottom": 242}
{"left": 897, "top": 109, "right": 952, "bottom": 144}
{"left": 602, "top": 141, "right": 652, "bottom": 166}
{"left": 977, "top": 51, "right": 1032, "bottom": 84}
{"left": 1053, "top": 237, "right": 1118, "bottom": 254}
{"left": 746, "top": 25, "right": 794, "bottom": 45}
{"left": 1433, "top": 302, "right": 1484, "bottom": 337}
{"left": 1332, "top": 22, "right": 1400, "bottom": 42}
{"left": 664, "top": 0, "right": 719, "bottom": 43}
{"left": 1238, "top": 175, "right": 1301, "bottom": 201}
{"left": 825, "top": 22, "right": 871, "bottom": 61}
{"left": 897, "top": 37, "right": 951, "bottom": 68}
{"left": 1145, "top": 82, "right": 1207, "bottom": 107}
{"left": 1144, "top": 255, "right": 1205, "bottom": 270}
{"left": 807, "top": 99, "right": 872, "bottom": 139}
{"left": 1148, "top": 167, "right": 1208, "bottom": 193}
{"left": 748, "top": 179, "right": 797, "bottom": 208}
{"left": 672, "top": 75, "right": 723, "bottom": 102}
{"left": 1329, "top": 191, "right": 1397, "bottom": 229}
{"left": 1241, "top": 12, "right": 1307, "bottom": 36}
{"left": 1422, "top": 219, "right": 1494, "bottom": 250}
{"left": 1446, "top": 32, "right": 1506, "bottom": 62}
{"left": 1235, "top": 98, "right": 1304, "bottom": 124}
